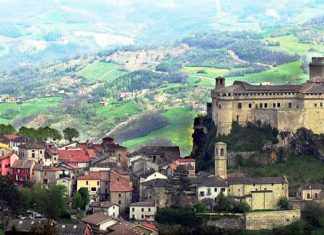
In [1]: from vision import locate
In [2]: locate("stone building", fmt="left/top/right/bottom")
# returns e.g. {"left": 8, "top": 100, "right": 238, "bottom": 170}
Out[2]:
{"left": 297, "top": 184, "right": 323, "bottom": 201}
{"left": 18, "top": 142, "right": 46, "bottom": 163}
{"left": 211, "top": 57, "right": 324, "bottom": 136}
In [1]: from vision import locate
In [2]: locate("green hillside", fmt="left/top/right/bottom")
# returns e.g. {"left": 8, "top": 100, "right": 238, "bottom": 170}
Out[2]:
{"left": 123, "top": 108, "right": 196, "bottom": 155}
{"left": 76, "top": 62, "right": 126, "bottom": 82}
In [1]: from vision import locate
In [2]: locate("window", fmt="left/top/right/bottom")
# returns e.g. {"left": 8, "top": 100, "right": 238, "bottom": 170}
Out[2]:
{"left": 86, "top": 181, "right": 88, "bottom": 185}
{"left": 260, "top": 103, "right": 263, "bottom": 108}
{"left": 289, "top": 103, "right": 292, "bottom": 108}
{"left": 91, "top": 187, "right": 97, "bottom": 192}
{"left": 141, "top": 215, "right": 144, "bottom": 219}
{"left": 148, "top": 208, "right": 151, "bottom": 212}
{"left": 132, "top": 208, "right": 135, "bottom": 212}
{"left": 220, "top": 148, "right": 225, "bottom": 156}
{"left": 315, "top": 193, "right": 318, "bottom": 199}
{"left": 238, "top": 103, "right": 242, "bottom": 109}
{"left": 40, "top": 151, "right": 43, "bottom": 154}
{"left": 249, "top": 103, "right": 252, "bottom": 108}
{"left": 277, "top": 103, "right": 280, "bottom": 108}
{"left": 214, "top": 188, "right": 217, "bottom": 192}
{"left": 221, "top": 188, "right": 225, "bottom": 192}
{"left": 307, "top": 193, "right": 310, "bottom": 199}
{"left": 200, "top": 191, "right": 205, "bottom": 197}
{"left": 321, "top": 103, "right": 323, "bottom": 107}
{"left": 314, "top": 103, "right": 318, "bottom": 107}
{"left": 119, "top": 193, "right": 122, "bottom": 198}
{"left": 32, "top": 153, "right": 35, "bottom": 158}
{"left": 273, "top": 103, "right": 276, "bottom": 108}
{"left": 141, "top": 208, "right": 144, "bottom": 212}
{"left": 97, "top": 181, "right": 100, "bottom": 186}
{"left": 118, "top": 200, "right": 121, "bottom": 205}
{"left": 264, "top": 103, "right": 268, "bottom": 108}
{"left": 207, "top": 188, "right": 211, "bottom": 195}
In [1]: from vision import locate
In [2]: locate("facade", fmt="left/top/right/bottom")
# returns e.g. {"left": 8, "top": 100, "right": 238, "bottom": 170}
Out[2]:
{"left": 129, "top": 201, "right": 156, "bottom": 221}
{"left": 10, "top": 159, "right": 35, "bottom": 184}
{"left": 18, "top": 142, "right": 45, "bottom": 163}
{"left": 140, "top": 178, "right": 171, "bottom": 209}
{"left": 89, "top": 201, "right": 120, "bottom": 218}
{"left": 297, "top": 185, "right": 323, "bottom": 201}
{"left": 191, "top": 177, "right": 228, "bottom": 201}
{"left": 0, "top": 154, "right": 19, "bottom": 176}
{"left": 77, "top": 172, "right": 103, "bottom": 197}
{"left": 210, "top": 142, "right": 289, "bottom": 210}
{"left": 211, "top": 57, "right": 324, "bottom": 136}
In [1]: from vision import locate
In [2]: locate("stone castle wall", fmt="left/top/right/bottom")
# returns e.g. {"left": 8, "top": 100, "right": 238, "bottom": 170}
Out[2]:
{"left": 245, "top": 209, "right": 301, "bottom": 230}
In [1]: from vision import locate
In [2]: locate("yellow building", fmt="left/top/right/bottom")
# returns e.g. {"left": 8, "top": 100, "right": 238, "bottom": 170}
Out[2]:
{"left": 214, "top": 142, "right": 289, "bottom": 211}
{"left": 297, "top": 185, "right": 323, "bottom": 201}
{"left": 77, "top": 172, "right": 103, "bottom": 197}
{"left": 211, "top": 57, "right": 324, "bottom": 136}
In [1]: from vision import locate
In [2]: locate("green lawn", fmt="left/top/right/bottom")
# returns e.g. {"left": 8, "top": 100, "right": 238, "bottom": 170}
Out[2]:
{"left": 266, "top": 35, "right": 324, "bottom": 55}
{"left": 0, "top": 96, "right": 62, "bottom": 124}
{"left": 76, "top": 61, "right": 127, "bottom": 82}
{"left": 123, "top": 107, "right": 196, "bottom": 156}
{"left": 226, "top": 61, "right": 306, "bottom": 85}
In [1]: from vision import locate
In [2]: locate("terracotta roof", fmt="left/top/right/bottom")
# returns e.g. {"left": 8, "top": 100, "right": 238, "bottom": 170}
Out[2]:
{"left": 141, "top": 223, "right": 159, "bottom": 232}
{"left": 78, "top": 171, "right": 109, "bottom": 181}
{"left": 3, "top": 134, "right": 18, "bottom": 141}
{"left": 130, "top": 201, "right": 155, "bottom": 207}
{"left": 108, "top": 221, "right": 136, "bottom": 235}
{"left": 90, "top": 201, "right": 118, "bottom": 209}
{"left": 0, "top": 154, "right": 11, "bottom": 160}
{"left": 56, "top": 149, "right": 90, "bottom": 163}
{"left": 110, "top": 180, "right": 132, "bottom": 192}
{"left": 81, "top": 212, "right": 113, "bottom": 225}
{"left": 11, "top": 159, "right": 34, "bottom": 169}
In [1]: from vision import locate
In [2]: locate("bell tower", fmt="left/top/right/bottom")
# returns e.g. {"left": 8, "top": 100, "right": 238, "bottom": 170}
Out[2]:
{"left": 309, "top": 57, "right": 324, "bottom": 82}
{"left": 214, "top": 142, "right": 227, "bottom": 179}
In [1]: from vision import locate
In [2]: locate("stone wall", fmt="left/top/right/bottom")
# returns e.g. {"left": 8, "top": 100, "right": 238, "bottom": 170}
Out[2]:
{"left": 245, "top": 209, "right": 301, "bottom": 230}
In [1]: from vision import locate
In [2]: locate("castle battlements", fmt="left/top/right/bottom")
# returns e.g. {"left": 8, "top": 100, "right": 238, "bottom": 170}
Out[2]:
{"left": 211, "top": 57, "right": 324, "bottom": 136}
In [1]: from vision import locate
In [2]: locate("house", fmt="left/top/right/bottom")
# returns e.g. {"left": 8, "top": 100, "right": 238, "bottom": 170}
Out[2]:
{"left": 0, "top": 153, "right": 19, "bottom": 176}
{"left": 89, "top": 201, "right": 120, "bottom": 218}
{"left": 297, "top": 184, "right": 323, "bottom": 201}
{"left": 81, "top": 212, "right": 118, "bottom": 234}
{"left": 130, "top": 201, "right": 156, "bottom": 221}
{"left": 44, "top": 150, "right": 59, "bottom": 167}
{"left": 167, "top": 158, "right": 196, "bottom": 178}
{"left": 18, "top": 142, "right": 46, "bottom": 163}
{"left": 54, "top": 149, "right": 90, "bottom": 168}
{"left": 106, "top": 221, "right": 136, "bottom": 235}
{"left": 10, "top": 159, "right": 35, "bottom": 184}
{"left": 101, "top": 137, "right": 127, "bottom": 171}
{"left": 140, "top": 178, "right": 172, "bottom": 209}
{"left": 57, "top": 162, "right": 82, "bottom": 196}
{"left": 77, "top": 170, "right": 132, "bottom": 211}
{"left": 8, "top": 135, "right": 28, "bottom": 153}
{"left": 191, "top": 176, "right": 228, "bottom": 201}
{"left": 132, "top": 146, "right": 180, "bottom": 164}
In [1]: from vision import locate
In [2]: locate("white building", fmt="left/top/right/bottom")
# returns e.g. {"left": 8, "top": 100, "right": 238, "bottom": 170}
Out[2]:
{"left": 129, "top": 201, "right": 156, "bottom": 221}
{"left": 89, "top": 201, "right": 120, "bottom": 218}
{"left": 140, "top": 171, "right": 167, "bottom": 184}
{"left": 191, "top": 176, "right": 228, "bottom": 201}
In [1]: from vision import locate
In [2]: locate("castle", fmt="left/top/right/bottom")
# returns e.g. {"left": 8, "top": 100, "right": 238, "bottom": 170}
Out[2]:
{"left": 211, "top": 57, "right": 324, "bottom": 136}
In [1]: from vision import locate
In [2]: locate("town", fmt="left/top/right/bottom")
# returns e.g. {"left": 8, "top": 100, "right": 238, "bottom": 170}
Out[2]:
{"left": 0, "top": 57, "right": 323, "bottom": 235}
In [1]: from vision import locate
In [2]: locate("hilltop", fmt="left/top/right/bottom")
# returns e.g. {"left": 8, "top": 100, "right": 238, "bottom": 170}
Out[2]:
{"left": 0, "top": 15, "right": 323, "bottom": 155}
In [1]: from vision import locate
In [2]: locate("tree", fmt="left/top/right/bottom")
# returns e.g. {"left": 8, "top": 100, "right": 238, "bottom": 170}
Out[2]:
{"left": 214, "top": 192, "right": 232, "bottom": 212}
{"left": 0, "top": 176, "right": 22, "bottom": 214}
{"left": 19, "top": 187, "right": 33, "bottom": 210}
{"left": 0, "top": 124, "right": 16, "bottom": 135}
{"left": 45, "top": 185, "right": 67, "bottom": 219}
{"left": 233, "top": 200, "right": 251, "bottom": 213}
{"left": 78, "top": 188, "right": 90, "bottom": 210}
{"left": 72, "top": 193, "right": 84, "bottom": 210}
{"left": 194, "top": 202, "right": 209, "bottom": 213}
{"left": 63, "top": 127, "right": 79, "bottom": 142}
{"left": 277, "top": 196, "right": 290, "bottom": 210}
{"left": 155, "top": 207, "right": 201, "bottom": 227}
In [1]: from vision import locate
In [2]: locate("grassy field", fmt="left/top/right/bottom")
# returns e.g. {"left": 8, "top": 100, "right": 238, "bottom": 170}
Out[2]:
{"left": 266, "top": 35, "right": 324, "bottom": 55}
{"left": 123, "top": 107, "right": 196, "bottom": 156}
{"left": 182, "top": 66, "right": 230, "bottom": 87}
{"left": 0, "top": 96, "right": 62, "bottom": 124}
{"left": 76, "top": 61, "right": 127, "bottom": 82}
{"left": 226, "top": 61, "right": 306, "bottom": 85}
{"left": 96, "top": 101, "right": 142, "bottom": 120}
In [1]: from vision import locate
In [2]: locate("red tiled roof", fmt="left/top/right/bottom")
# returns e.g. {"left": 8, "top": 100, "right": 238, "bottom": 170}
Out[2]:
{"left": 56, "top": 149, "right": 90, "bottom": 163}
{"left": 86, "top": 149, "right": 97, "bottom": 159}
{"left": 175, "top": 158, "right": 195, "bottom": 163}
{"left": 0, "top": 154, "right": 11, "bottom": 161}
{"left": 141, "top": 223, "right": 159, "bottom": 232}
{"left": 4, "top": 134, "right": 18, "bottom": 140}
{"left": 78, "top": 171, "right": 109, "bottom": 181}
{"left": 110, "top": 180, "right": 132, "bottom": 192}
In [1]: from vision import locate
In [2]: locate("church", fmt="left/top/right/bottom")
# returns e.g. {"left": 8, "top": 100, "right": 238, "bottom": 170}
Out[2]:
{"left": 211, "top": 57, "right": 324, "bottom": 136}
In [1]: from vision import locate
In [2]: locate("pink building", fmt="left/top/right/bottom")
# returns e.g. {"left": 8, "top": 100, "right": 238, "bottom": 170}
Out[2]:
{"left": 0, "top": 154, "right": 19, "bottom": 176}
{"left": 10, "top": 159, "right": 35, "bottom": 184}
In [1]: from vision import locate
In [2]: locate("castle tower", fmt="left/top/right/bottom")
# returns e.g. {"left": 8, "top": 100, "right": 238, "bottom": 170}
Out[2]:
{"left": 215, "top": 77, "right": 225, "bottom": 89}
{"left": 309, "top": 57, "right": 324, "bottom": 81}
{"left": 214, "top": 142, "right": 227, "bottom": 179}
